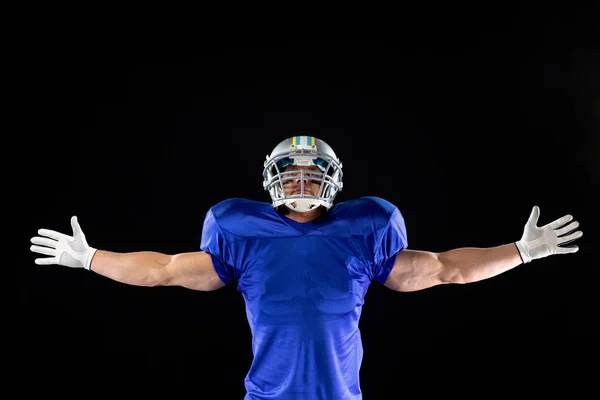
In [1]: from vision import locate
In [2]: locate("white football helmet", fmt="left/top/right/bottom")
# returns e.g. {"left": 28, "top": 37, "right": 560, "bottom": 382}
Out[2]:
{"left": 263, "top": 136, "right": 343, "bottom": 212}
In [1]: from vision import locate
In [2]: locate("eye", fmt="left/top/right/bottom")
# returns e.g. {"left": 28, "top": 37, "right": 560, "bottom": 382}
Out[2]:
{"left": 305, "top": 171, "right": 322, "bottom": 184}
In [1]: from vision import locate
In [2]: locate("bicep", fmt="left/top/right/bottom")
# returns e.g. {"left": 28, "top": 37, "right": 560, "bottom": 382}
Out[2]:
{"left": 162, "top": 251, "right": 226, "bottom": 291}
{"left": 383, "top": 249, "right": 447, "bottom": 292}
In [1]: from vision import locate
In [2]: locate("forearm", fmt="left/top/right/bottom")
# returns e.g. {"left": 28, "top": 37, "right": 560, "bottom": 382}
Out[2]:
{"left": 440, "top": 243, "right": 523, "bottom": 284}
{"left": 90, "top": 250, "right": 172, "bottom": 287}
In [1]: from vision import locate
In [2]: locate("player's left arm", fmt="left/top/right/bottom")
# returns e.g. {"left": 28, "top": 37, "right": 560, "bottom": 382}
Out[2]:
{"left": 383, "top": 244, "right": 521, "bottom": 291}
{"left": 383, "top": 206, "right": 582, "bottom": 292}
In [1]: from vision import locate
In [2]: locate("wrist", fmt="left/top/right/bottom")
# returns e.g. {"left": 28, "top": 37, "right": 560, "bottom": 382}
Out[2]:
{"left": 83, "top": 247, "right": 98, "bottom": 271}
{"left": 514, "top": 240, "right": 531, "bottom": 264}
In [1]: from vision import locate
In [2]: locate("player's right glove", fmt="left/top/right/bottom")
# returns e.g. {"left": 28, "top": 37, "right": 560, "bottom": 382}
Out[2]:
{"left": 30, "top": 216, "right": 97, "bottom": 270}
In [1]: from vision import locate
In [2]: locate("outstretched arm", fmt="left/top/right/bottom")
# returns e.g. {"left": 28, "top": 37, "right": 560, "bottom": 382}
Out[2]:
{"left": 30, "top": 216, "right": 225, "bottom": 291}
{"left": 90, "top": 250, "right": 225, "bottom": 291}
{"left": 383, "top": 206, "right": 582, "bottom": 292}
{"left": 383, "top": 244, "right": 521, "bottom": 291}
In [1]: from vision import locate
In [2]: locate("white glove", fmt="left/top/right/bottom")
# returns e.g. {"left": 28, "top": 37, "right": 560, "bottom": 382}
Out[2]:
{"left": 515, "top": 206, "right": 582, "bottom": 263}
{"left": 30, "top": 216, "right": 97, "bottom": 270}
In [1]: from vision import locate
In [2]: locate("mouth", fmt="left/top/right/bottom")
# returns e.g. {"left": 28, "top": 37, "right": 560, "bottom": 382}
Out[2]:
{"left": 292, "top": 189, "right": 313, "bottom": 195}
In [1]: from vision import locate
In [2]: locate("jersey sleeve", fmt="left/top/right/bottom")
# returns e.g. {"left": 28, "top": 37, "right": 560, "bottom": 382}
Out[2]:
{"left": 372, "top": 207, "right": 408, "bottom": 284}
{"left": 200, "top": 208, "right": 237, "bottom": 285}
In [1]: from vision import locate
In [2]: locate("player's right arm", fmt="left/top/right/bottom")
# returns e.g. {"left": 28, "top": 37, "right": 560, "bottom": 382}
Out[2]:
{"left": 91, "top": 250, "right": 225, "bottom": 291}
{"left": 30, "top": 216, "right": 225, "bottom": 291}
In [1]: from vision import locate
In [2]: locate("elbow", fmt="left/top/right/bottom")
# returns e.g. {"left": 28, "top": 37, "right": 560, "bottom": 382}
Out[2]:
{"left": 142, "top": 266, "right": 171, "bottom": 287}
{"left": 438, "top": 265, "right": 470, "bottom": 285}
{"left": 437, "top": 252, "right": 476, "bottom": 284}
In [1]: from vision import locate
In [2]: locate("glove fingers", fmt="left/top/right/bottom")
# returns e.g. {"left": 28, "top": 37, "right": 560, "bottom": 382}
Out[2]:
{"left": 546, "top": 214, "right": 573, "bottom": 230}
{"left": 554, "top": 221, "right": 579, "bottom": 237}
{"left": 35, "top": 257, "right": 58, "bottom": 265}
{"left": 557, "top": 230, "right": 583, "bottom": 245}
{"left": 556, "top": 245, "right": 579, "bottom": 254}
{"left": 30, "top": 236, "right": 57, "bottom": 249}
{"left": 30, "top": 245, "right": 56, "bottom": 257}
{"left": 38, "top": 228, "right": 70, "bottom": 241}
{"left": 527, "top": 206, "right": 540, "bottom": 226}
{"left": 71, "top": 216, "right": 81, "bottom": 238}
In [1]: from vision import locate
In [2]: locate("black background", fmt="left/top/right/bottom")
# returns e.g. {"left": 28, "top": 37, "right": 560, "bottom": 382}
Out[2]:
{"left": 16, "top": 5, "right": 599, "bottom": 399}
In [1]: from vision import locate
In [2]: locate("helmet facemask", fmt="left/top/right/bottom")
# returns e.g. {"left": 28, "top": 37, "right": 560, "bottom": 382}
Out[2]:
{"left": 263, "top": 137, "right": 343, "bottom": 213}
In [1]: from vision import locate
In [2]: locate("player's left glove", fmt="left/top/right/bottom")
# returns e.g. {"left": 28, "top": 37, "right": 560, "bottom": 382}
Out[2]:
{"left": 515, "top": 206, "right": 582, "bottom": 263}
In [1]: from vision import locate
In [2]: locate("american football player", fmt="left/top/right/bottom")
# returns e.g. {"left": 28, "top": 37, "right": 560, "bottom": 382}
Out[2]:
{"left": 30, "top": 135, "right": 583, "bottom": 400}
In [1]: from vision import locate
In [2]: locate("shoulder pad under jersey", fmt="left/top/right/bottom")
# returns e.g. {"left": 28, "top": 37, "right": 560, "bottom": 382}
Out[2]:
{"left": 207, "top": 198, "right": 285, "bottom": 238}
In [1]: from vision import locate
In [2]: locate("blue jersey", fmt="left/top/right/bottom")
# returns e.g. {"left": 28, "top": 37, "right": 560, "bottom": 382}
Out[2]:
{"left": 200, "top": 196, "right": 408, "bottom": 400}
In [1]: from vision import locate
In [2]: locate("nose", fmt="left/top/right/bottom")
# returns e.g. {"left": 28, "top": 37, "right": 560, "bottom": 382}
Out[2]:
{"left": 294, "top": 174, "right": 310, "bottom": 183}
{"left": 288, "top": 172, "right": 312, "bottom": 193}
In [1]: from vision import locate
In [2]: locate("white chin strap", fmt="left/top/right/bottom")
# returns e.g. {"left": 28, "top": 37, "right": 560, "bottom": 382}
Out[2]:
{"left": 282, "top": 198, "right": 325, "bottom": 212}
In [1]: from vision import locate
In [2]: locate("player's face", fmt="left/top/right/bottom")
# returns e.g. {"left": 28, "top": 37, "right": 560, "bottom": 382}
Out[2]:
{"left": 283, "top": 166, "right": 322, "bottom": 196}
